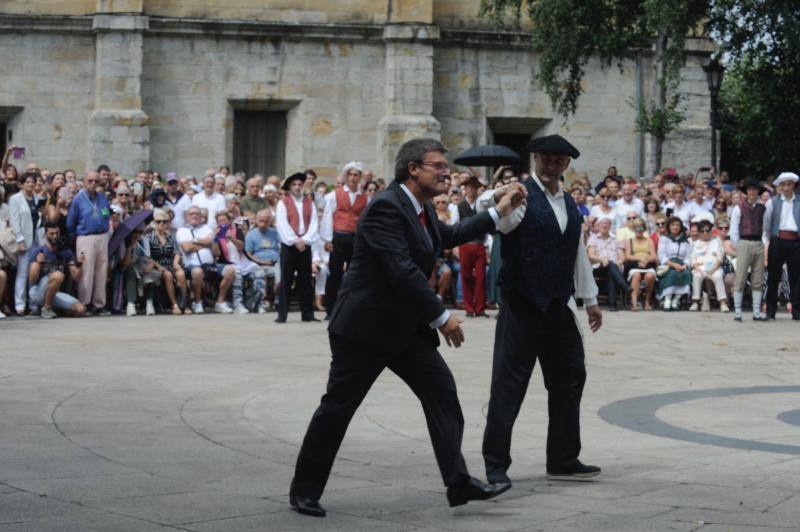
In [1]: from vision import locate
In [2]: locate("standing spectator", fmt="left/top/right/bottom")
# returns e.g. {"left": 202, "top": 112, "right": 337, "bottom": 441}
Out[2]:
{"left": 570, "top": 185, "right": 590, "bottom": 219}
{"left": 112, "top": 182, "right": 132, "bottom": 220}
{"left": 149, "top": 208, "right": 188, "bottom": 315}
{"left": 176, "top": 206, "right": 223, "bottom": 314}
{"left": 657, "top": 216, "right": 692, "bottom": 311}
{"left": 240, "top": 177, "right": 268, "bottom": 218}
{"left": 624, "top": 218, "right": 657, "bottom": 310}
{"left": 275, "top": 173, "right": 319, "bottom": 323}
{"left": 66, "top": 171, "right": 111, "bottom": 315}
{"left": 689, "top": 219, "right": 730, "bottom": 312}
{"left": 587, "top": 218, "right": 628, "bottom": 311}
{"left": 644, "top": 198, "right": 662, "bottom": 234}
{"left": 320, "top": 162, "right": 368, "bottom": 319}
{"left": 729, "top": 177, "right": 767, "bottom": 321}
{"left": 667, "top": 185, "right": 692, "bottom": 226}
{"left": 613, "top": 183, "right": 645, "bottom": 230}
{"left": 312, "top": 231, "right": 329, "bottom": 312}
{"left": 589, "top": 188, "right": 616, "bottom": 231}
{"left": 192, "top": 175, "right": 227, "bottom": 229}
{"left": 27, "top": 220, "right": 86, "bottom": 319}
{"left": 97, "top": 164, "right": 112, "bottom": 192}
{"left": 245, "top": 209, "right": 281, "bottom": 312}
{"left": 263, "top": 184, "right": 279, "bottom": 220}
{"left": 9, "top": 171, "right": 43, "bottom": 314}
{"left": 364, "top": 181, "right": 378, "bottom": 199}
{"left": 762, "top": 172, "right": 800, "bottom": 321}
{"left": 457, "top": 174, "right": 489, "bottom": 317}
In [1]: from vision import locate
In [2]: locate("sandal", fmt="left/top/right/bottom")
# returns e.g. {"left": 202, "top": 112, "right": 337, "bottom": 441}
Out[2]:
{"left": 182, "top": 306, "right": 192, "bottom": 315}
{"left": 171, "top": 304, "right": 183, "bottom": 315}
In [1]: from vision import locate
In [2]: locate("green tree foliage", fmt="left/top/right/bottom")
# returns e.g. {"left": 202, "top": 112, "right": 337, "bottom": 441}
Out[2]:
{"left": 712, "top": 0, "right": 800, "bottom": 177}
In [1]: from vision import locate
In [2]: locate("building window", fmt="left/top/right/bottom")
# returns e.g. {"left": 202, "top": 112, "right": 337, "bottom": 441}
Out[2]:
{"left": 233, "top": 111, "right": 286, "bottom": 178}
{"left": 0, "top": 123, "right": 6, "bottom": 159}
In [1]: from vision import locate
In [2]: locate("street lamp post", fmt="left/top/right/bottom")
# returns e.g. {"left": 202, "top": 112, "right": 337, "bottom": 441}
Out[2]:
{"left": 703, "top": 57, "right": 724, "bottom": 170}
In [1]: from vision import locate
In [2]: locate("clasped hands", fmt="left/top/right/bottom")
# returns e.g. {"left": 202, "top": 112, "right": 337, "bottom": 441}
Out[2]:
{"left": 492, "top": 183, "right": 528, "bottom": 216}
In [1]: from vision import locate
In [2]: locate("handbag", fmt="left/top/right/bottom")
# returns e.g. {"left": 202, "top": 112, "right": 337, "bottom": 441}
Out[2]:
{"left": 656, "top": 264, "right": 670, "bottom": 278}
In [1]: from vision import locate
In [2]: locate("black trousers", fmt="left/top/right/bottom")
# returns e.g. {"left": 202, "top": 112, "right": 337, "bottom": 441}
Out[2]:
{"left": 766, "top": 236, "right": 800, "bottom": 317}
{"left": 293, "top": 332, "right": 471, "bottom": 499}
{"left": 278, "top": 244, "right": 314, "bottom": 321}
{"left": 596, "top": 262, "right": 627, "bottom": 306}
{"left": 482, "top": 293, "right": 586, "bottom": 480}
{"left": 324, "top": 231, "right": 355, "bottom": 317}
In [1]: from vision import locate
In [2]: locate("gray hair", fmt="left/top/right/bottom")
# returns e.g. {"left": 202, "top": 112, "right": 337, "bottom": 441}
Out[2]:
{"left": 394, "top": 138, "right": 447, "bottom": 183}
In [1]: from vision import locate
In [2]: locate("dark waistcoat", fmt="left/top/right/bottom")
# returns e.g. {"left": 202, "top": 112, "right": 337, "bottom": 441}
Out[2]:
{"left": 500, "top": 180, "right": 581, "bottom": 310}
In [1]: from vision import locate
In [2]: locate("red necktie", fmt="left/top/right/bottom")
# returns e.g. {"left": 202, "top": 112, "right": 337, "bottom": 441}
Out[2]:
{"left": 418, "top": 209, "right": 427, "bottom": 228}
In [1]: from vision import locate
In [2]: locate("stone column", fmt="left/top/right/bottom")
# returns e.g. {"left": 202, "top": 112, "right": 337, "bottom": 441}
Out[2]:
{"left": 377, "top": 0, "right": 439, "bottom": 181}
{"left": 87, "top": 0, "right": 149, "bottom": 175}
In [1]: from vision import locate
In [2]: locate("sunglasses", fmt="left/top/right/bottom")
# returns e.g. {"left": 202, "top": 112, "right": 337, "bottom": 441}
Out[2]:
{"left": 700, "top": 229, "right": 712, "bottom": 233}
{"left": 627, "top": 216, "right": 637, "bottom": 220}
{"left": 155, "top": 220, "right": 170, "bottom": 224}
{"left": 718, "top": 226, "right": 729, "bottom": 230}
{"left": 656, "top": 222, "right": 665, "bottom": 227}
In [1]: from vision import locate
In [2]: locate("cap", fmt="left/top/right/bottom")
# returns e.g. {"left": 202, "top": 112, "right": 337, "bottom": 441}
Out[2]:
{"left": 166, "top": 172, "right": 178, "bottom": 183}
{"left": 526, "top": 134, "right": 580, "bottom": 158}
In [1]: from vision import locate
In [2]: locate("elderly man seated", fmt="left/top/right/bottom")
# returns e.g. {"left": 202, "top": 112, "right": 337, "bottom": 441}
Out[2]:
{"left": 245, "top": 209, "right": 281, "bottom": 312}
{"left": 586, "top": 218, "right": 629, "bottom": 311}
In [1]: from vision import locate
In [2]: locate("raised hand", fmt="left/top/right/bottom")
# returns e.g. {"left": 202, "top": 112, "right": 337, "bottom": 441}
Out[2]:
{"left": 494, "top": 183, "right": 528, "bottom": 216}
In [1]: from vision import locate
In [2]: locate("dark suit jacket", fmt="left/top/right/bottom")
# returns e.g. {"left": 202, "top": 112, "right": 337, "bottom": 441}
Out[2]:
{"left": 329, "top": 181, "right": 496, "bottom": 354}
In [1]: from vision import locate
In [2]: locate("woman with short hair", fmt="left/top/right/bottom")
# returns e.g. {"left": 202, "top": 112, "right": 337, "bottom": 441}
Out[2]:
{"left": 624, "top": 218, "right": 657, "bottom": 310}
{"left": 148, "top": 208, "right": 188, "bottom": 315}
{"left": 657, "top": 216, "right": 692, "bottom": 311}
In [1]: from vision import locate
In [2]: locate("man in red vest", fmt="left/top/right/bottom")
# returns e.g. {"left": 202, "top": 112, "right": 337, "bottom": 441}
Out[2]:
{"left": 457, "top": 174, "right": 489, "bottom": 317}
{"left": 275, "top": 173, "right": 319, "bottom": 323}
{"left": 320, "top": 161, "right": 370, "bottom": 318}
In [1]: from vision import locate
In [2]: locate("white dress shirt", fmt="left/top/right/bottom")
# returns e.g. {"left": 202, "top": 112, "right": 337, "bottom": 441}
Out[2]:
{"left": 191, "top": 191, "right": 227, "bottom": 229}
{"left": 613, "top": 197, "right": 645, "bottom": 230}
{"left": 320, "top": 185, "right": 368, "bottom": 243}
{"left": 477, "top": 175, "right": 599, "bottom": 332}
{"left": 399, "top": 184, "right": 500, "bottom": 330}
{"left": 275, "top": 194, "right": 319, "bottom": 246}
{"left": 762, "top": 193, "right": 799, "bottom": 244}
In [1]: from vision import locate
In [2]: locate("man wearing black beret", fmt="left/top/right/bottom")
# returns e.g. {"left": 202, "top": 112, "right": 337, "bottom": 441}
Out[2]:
{"left": 477, "top": 133, "right": 603, "bottom": 484}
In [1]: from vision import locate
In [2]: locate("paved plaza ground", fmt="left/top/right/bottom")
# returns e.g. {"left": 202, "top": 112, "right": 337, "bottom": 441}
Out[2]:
{"left": 2, "top": 309, "right": 800, "bottom": 531}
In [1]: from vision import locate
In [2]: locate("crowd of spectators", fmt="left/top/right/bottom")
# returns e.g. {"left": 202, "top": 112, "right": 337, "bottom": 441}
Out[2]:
{"left": 0, "top": 143, "right": 795, "bottom": 322}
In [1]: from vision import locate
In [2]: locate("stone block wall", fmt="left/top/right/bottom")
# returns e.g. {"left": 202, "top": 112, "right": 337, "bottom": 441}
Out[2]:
{"left": 0, "top": 32, "right": 95, "bottom": 172}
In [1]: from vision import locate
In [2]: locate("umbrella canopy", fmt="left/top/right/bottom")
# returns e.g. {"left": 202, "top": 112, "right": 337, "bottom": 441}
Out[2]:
{"left": 108, "top": 208, "right": 153, "bottom": 254}
{"left": 453, "top": 145, "right": 521, "bottom": 167}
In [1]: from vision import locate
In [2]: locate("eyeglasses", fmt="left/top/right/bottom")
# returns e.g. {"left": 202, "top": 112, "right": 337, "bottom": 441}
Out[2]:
{"left": 417, "top": 161, "right": 450, "bottom": 172}
{"left": 656, "top": 222, "right": 665, "bottom": 227}
{"left": 700, "top": 229, "right": 712, "bottom": 233}
{"left": 718, "top": 226, "right": 729, "bottom": 230}
{"left": 155, "top": 220, "right": 170, "bottom": 224}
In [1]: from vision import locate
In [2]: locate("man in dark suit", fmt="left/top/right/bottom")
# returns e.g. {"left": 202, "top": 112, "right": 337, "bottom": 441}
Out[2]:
{"left": 290, "top": 138, "right": 526, "bottom": 517}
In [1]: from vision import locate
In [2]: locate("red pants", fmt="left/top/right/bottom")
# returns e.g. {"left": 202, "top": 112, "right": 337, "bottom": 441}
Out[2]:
{"left": 460, "top": 242, "right": 487, "bottom": 314}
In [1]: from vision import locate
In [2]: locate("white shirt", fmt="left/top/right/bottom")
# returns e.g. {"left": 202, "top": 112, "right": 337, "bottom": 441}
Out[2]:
{"left": 171, "top": 193, "right": 193, "bottom": 231}
{"left": 176, "top": 224, "right": 214, "bottom": 267}
{"left": 687, "top": 200, "right": 713, "bottom": 223}
{"left": 477, "top": 175, "right": 599, "bottom": 319}
{"left": 666, "top": 201, "right": 692, "bottom": 226}
{"left": 762, "top": 193, "right": 799, "bottom": 244}
{"left": 447, "top": 203, "right": 460, "bottom": 224}
{"left": 275, "top": 195, "right": 319, "bottom": 246}
{"left": 192, "top": 191, "right": 227, "bottom": 229}
{"left": 613, "top": 197, "right": 645, "bottom": 230}
{"left": 399, "top": 184, "right": 501, "bottom": 330}
{"left": 320, "top": 185, "right": 368, "bottom": 243}
{"left": 589, "top": 205, "right": 617, "bottom": 233}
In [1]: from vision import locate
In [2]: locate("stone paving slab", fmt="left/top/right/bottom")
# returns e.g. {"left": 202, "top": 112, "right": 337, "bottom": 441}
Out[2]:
{"left": 2, "top": 310, "right": 800, "bottom": 530}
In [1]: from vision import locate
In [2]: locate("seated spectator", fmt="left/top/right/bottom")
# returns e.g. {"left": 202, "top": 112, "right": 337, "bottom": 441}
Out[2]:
{"left": 624, "top": 218, "right": 657, "bottom": 310}
{"left": 586, "top": 218, "right": 629, "bottom": 311}
{"left": 657, "top": 216, "right": 692, "bottom": 311}
{"left": 689, "top": 219, "right": 730, "bottom": 312}
{"left": 244, "top": 209, "right": 281, "bottom": 312}
{"left": 615, "top": 210, "right": 639, "bottom": 241}
{"left": 27, "top": 221, "right": 86, "bottom": 319}
{"left": 176, "top": 206, "right": 226, "bottom": 314}
{"left": 122, "top": 225, "right": 162, "bottom": 317}
{"left": 651, "top": 213, "right": 668, "bottom": 249}
{"left": 240, "top": 177, "right": 268, "bottom": 218}
{"left": 149, "top": 208, "right": 188, "bottom": 314}
{"left": 589, "top": 188, "right": 616, "bottom": 232}
{"left": 215, "top": 209, "right": 265, "bottom": 314}
{"left": 644, "top": 198, "right": 661, "bottom": 234}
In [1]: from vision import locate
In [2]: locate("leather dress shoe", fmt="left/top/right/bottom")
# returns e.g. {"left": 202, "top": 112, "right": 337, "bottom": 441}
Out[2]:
{"left": 547, "top": 460, "right": 601, "bottom": 479}
{"left": 465, "top": 312, "right": 475, "bottom": 318}
{"left": 475, "top": 311, "right": 491, "bottom": 318}
{"left": 486, "top": 471, "right": 512, "bottom": 485}
{"left": 289, "top": 484, "right": 326, "bottom": 517}
{"left": 446, "top": 477, "right": 511, "bottom": 507}
{"left": 274, "top": 317, "right": 287, "bottom": 323}
{"left": 302, "top": 317, "right": 321, "bottom": 322}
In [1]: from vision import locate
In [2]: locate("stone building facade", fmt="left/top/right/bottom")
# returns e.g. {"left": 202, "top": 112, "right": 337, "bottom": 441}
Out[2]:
{"left": 0, "top": 0, "right": 714, "bottom": 182}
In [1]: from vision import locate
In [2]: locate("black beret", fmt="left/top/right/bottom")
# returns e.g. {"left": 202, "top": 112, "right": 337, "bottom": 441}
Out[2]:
{"left": 526, "top": 134, "right": 580, "bottom": 159}
{"left": 281, "top": 172, "right": 306, "bottom": 191}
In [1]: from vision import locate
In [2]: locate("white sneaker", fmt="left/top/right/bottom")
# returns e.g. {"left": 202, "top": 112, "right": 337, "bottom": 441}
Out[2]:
{"left": 40, "top": 306, "right": 57, "bottom": 319}
{"left": 258, "top": 304, "right": 268, "bottom": 315}
{"left": 701, "top": 294, "right": 711, "bottom": 312}
{"left": 0, "top": 309, "right": 6, "bottom": 319}
{"left": 145, "top": 300, "right": 156, "bottom": 316}
{"left": 126, "top": 302, "right": 137, "bottom": 317}
{"left": 214, "top": 301, "right": 233, "bottom": 314}
{"left": 193, "top": 302, "right": 204, "bottom": 314}
{"left": 720, "top": 301, "right": 730, "bottom": 313}
{"left": 689, "top": 301, "right": 699, "bottom": 311}
{"left": 672, "top": 295, "right": 682, "bottom": 310}
{"left": 234, "top": 304, "right": 250, "bottom": 315}
{"left": 662, "top": 297, "right": 672, "bottom": 310}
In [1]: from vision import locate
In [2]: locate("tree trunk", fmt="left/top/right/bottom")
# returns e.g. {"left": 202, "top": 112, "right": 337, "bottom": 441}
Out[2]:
{"left": 650, "top": 29, "right": 669, "bottom": 176}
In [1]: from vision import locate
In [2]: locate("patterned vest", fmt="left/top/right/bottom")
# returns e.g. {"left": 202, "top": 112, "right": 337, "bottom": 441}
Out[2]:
{"left": 500, "top": 180, "right": 581, "bottom": 310}
{"left": 738, "top": 199, "right": 765, "bottom": 237}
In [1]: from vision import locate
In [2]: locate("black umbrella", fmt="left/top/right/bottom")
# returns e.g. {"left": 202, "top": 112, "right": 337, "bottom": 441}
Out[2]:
{"left": 453, "top": 145, "right": 521, "bottom": 167}
{"left": 108, "top": 208, "right": 153, "bottom": 254}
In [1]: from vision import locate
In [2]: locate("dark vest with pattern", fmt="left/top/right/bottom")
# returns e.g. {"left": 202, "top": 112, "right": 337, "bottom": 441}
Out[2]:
{"left": 500, "top": 180, "right": 582, "bottom": 310}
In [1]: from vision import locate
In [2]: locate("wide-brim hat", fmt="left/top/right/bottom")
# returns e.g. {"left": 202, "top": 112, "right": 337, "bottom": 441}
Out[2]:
{"left": 740, "top": 177, "right": 766, "bottom": 194}
{"left": 281, "top": 172, "right": 306, "bottom": 191}
{"left": 773, "top": 172, "right": 799, "bottom": 186}
{"left": 526, "top": 134, "right": 580, "bottom": 159}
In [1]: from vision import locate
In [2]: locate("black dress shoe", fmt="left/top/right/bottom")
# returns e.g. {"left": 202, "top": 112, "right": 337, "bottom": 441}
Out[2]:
{"left": 302, "top": 317, "right": 321, "bottom": 322}
{"left": 764, "top": 314, "right": 776, "bottom": 322}
{"left": 446, "top": 477, "right": 511, "bottom": 507}
{"left": 275, "top": 317, "right": 287, "bottom": 323}
{"left": 465, "top": 312, "right": 475, "bottom": 318}
{"left": 734, "top": 315, "right": 742, "bottom": 322}
{"left": 793, "top": 313, "right": 800, "bottom": 321}
{"left": 547, "top": 461, "right": 601, "bottom": 479}
{"left": 475, "top": 312, "right": 491, "bottom": 318}
{"left": 753, "top": 315, "right": 765, "bottom": 321}
{"left": 486, "top": 471, "right": 512, "bottom": 485}
{"left": 608, "top": 304, "right": 618, "bottom": 312}
{"left": 289, "top": 485, "right": 326, "bottom": 517}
